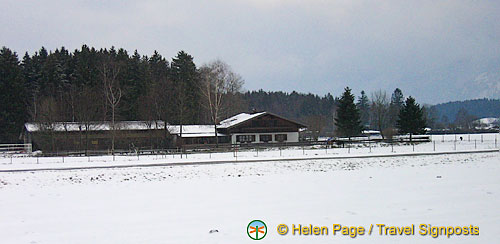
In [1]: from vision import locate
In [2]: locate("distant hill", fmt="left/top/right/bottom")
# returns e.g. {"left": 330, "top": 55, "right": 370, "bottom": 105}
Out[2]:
{"left": 432, "top": 98, "right": 500, "bottom": 122}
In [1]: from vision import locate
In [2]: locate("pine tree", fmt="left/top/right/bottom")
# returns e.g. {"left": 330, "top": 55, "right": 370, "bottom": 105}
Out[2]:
{"left": 389, "top": 88, "right": 404, "bottom": 127}
{"left": 357, "top": 90, "right": 370, "bottom": 127}
{"left": 0, "top": 47, "right": 28, "bottom": 142}
{"left": 335, "top": 87, "right": 363, "bottom": 138}
{"left": 171, "top": 51, "right": 200, "bottom": 125}
{"left": 22, "top": 52, "right": 39, "bottom": 121}
{"left": 396, "top": 96, "right": 426, "bottom": 141}
{"left": 120, "top": 50, "right": 147, "bottom": 120}
{"left": 73, "top": 45, "right": 99, "bottom": 87}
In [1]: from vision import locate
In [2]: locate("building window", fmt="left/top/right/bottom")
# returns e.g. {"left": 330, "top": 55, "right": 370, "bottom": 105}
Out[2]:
{"left": 259, "top": 134, "right": 272, "bottom": 142}
{"left": 236, "top": 135, "right": 256, "bottom": 143}
{"left": 275, "top": 134, "right": 287, "bottom": 142}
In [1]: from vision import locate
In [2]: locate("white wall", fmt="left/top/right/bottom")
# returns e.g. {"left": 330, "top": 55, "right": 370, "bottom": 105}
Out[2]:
{"left": 231, "top": 132, "right": 299, "bottom": 144}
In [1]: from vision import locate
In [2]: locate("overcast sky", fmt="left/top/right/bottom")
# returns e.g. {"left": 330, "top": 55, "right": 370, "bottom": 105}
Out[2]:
{"left": 2, "top": 0, "right": 500, "bottom": 104}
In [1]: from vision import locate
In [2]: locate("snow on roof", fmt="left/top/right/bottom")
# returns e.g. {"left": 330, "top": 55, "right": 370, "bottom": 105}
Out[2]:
{"left": 24, "top": 111, "right": 300, "bottom": 136}
{"left": 24, "top": 121, "right": 166, "bottom": 132}
{"left": 218, "top": 112, "right": 266, "bottom": 129}
{"left": 25, "top": 122, "right": 226, "bottom": 138}
{"left": 474, "top": 117, "right": 499, "bottom": 125}
{"left": 168, "top": 125, "right": 225, "bottom": 137}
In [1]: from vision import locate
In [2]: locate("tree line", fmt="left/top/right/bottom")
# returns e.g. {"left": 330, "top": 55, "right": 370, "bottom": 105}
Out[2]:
{"left": 431, "top": 98, "right": 500, "bottom": 130}
{"left": 335, "top": 87, "right": 426, "bottom": 141}
{"left": 0, "top": 45, "right": 249, "bottom": 144}
{"left": 1, "top": 45, "right": 429, "bottom": 144}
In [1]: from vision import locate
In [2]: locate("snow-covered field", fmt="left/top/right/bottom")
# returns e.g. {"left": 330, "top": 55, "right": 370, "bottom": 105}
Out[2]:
{"left": 0, "top": 150, "right": 499, "bottom": 243}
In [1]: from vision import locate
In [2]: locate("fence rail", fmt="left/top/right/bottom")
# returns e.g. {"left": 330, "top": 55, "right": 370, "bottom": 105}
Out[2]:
{"left": 0, "top": 144, "right": 32, "bottom": 155}
{"left": 1, "top": 133, "right": 498, "bottom": 166}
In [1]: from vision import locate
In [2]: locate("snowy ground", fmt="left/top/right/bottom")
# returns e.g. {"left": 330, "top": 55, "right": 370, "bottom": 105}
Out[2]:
{"left": 1, "top": 133, "right": 498, "bottom": 171}
{"left": 0, "top": 150, "right": 499, "bottom": 243}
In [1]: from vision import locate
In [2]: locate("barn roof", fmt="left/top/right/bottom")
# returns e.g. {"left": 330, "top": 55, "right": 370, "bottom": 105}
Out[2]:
{"left": 24, "top": 121, "right": 167, "bottom": 132}
{"left": 218, "top": 112, "right": 267, "bottom": 129}
{"left": 168, "top": 125, "right": 226, "bottom": 138}
{"left": 24, "top": 122, "right": 225, "bottom": 138}
{"left": 23, "top": 111, "right": 305, "bottom": 135}
{"left": 218, "top": 111, "right": 307, "bottom": 129}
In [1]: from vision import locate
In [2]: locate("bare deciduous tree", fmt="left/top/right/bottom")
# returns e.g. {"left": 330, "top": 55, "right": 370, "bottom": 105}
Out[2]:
{"left": 37, "top": 96, "right": 61, "bottom": 152}
{"left": 74, "top": 86, "right": 102, "bottom": 155}
{"left": 303, "top": 115, "right": 327, "bottom": 140}
{"left": 200, "top": 60, "right": 244, "bottom": 146}
{"left": 454, "top": 107, "right": 476, "bottom": 131}
{"left": 370, "top": 90, "right": 389, "bottom": 139}
{"left": 100, "top": 59, "right": 122, "bottom": 156}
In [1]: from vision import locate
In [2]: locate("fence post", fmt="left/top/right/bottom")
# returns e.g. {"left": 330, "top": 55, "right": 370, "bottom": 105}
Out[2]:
{"left": 302, "top": 144, "right": 305, "bottom": 155}
{"left": 256, "top": 145, "right": 259, "bottom": 157}
{"left": 454, "top": 139, "right": 456, "bottom": 151}
{"left": 280, "top": 146, "right": 282, "bottom": 157}
{"left": 369, "top": 140, "right": 372, "bottom": 153}
{"left": 481, "top": 134, "right": 483, "bottom": 143}
{"left": 433, "top": 140, "right": 436, "bottom": 151}
{"left": 468, "top": 134, "right": 470, "bottom": 142}
{"left": 412, "top": 143, "right": 415, "bottom": 152}
{"left": 442, "top": 135, "right": 444, "bottom": 142}
{"left": 348, "top": 142, "right": 350, "bottom": 154}
{"left": 475, "top": 139, "right": 477, "bottom": 149}
{"left": 495, "top": 135, "right": 497, "bottom": 148}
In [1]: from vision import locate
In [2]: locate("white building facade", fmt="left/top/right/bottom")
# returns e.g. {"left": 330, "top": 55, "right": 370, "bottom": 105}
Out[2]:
{"left": 217, "top": 112, "right": 306, "bottom": 144}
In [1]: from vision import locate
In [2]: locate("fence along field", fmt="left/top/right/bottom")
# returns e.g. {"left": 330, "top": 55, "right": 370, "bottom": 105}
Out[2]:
{"left": 0, "top": 144, "right": 32, "bottom": 155}
{"left": 0, "top": 133, "right": 498, "bottom": 167}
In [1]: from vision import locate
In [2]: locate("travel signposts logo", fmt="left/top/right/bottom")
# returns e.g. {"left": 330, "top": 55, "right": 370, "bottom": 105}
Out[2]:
{"left": 247, "top": 220, "right": 267, "bottom": 240}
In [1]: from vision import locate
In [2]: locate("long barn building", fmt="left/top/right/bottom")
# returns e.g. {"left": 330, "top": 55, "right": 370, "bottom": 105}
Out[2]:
{"left": 22, "top": 112, "right": 307, "bottom": 153}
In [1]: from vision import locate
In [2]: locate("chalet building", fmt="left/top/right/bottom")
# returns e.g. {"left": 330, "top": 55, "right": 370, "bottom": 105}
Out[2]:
{"left": 22, "top": 111, "right": 306, "bottom": 153}
{"left": 217, "top": 112, "right": 307, "bottom": 144}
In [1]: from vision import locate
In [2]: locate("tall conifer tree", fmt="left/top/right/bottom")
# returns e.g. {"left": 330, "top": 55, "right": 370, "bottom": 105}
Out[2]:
{"left": 0, "top": 47, "right": 27, "bottom": 142}
{"left": 171, "top": 51, "right": 200, "bottom": 125}
{"left": 389, "top": 88, "right": 404, "bottom": 127}
{"left": 396, "top": 96, "right": 426, "bottom": 141}
{"left": 335, "top": 87, "right": 363, "bottom": 138}
{"left": 357, "top": 90, "right": 370, "bottom": 127}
